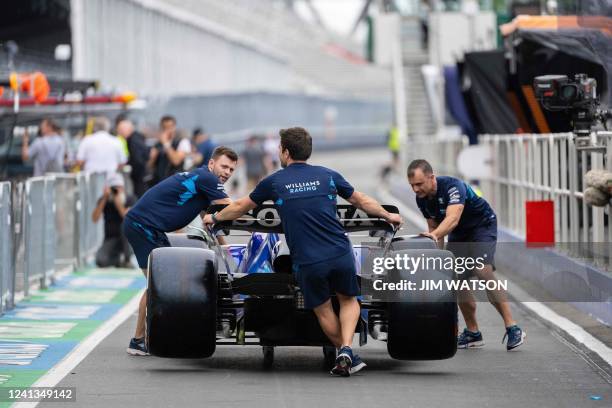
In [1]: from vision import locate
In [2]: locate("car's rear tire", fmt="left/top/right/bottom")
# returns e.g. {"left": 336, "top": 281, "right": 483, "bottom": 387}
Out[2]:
{"left": 166, "top": 233, "right": 208, "bottom": 249}
{"left": 386, "top": 248, "right": 457, "bottom": 360}
{"left": 323, "top": 346, "right": 337, "bottom": 370}
{"left": 263, "top": 346, "right": 274, "bottom": 369}
{"left": 390, "top": 235, "right": 438, "bottom": 251}
{"left": 146, "top": 247, "right": 217, "bottom": 358}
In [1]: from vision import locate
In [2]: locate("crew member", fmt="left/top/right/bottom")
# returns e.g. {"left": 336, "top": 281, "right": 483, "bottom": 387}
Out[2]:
{"left": 124, "top": 146, "right": 238, "bottom": 356}
{"left": 204, "top": 127, "right": 402, "bottom": 376}
{"left": 407, "top": 159, "right": 525, "bottom": 350}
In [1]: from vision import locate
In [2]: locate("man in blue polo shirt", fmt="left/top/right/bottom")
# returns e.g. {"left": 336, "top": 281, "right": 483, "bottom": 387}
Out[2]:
{"left": 123, "top": 146, "right": 237, "bottom": 356}
{"left": 407, "top": 159, "right": 525, "bottom": 351}
{"left": 204, "top": 127, "right": 402, "bottom": 377}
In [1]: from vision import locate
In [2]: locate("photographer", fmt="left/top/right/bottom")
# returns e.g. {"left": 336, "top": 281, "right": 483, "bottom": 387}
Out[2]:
{"left": 92, "top": 173, "right": 136, "bottom": 268}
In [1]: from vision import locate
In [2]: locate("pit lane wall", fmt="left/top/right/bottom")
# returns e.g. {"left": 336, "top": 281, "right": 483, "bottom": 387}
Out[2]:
{"left": 144, "top": 92, "right": 393, "bottom": 150}
{"left": 0, "top": 173, "right": 105, "bottom": 315}
{"left": 394, "top": 132, "right": 612, "bottom": 325}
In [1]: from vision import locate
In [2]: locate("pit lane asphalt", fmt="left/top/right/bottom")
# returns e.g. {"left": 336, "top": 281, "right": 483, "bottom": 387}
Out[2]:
{"left": 43, "top": 148, "right": 612, "bottom": 408}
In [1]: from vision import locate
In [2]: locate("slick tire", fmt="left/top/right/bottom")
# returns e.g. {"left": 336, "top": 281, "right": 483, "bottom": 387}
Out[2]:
{"left": 167, "top": 233, "right": 209, "bottom": 249}
{"left": 146, "top": 247, "right": 217, "bottom": 358}
{"left": 386, "top": 248, "right": 457, "bottom": 360}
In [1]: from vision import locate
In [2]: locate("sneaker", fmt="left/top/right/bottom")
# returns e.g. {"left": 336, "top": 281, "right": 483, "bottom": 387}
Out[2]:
{"left": 457, "top": 328, "right": 485, "bottom": 349}
{"left": 503, "top": 325, "right": 526, "bottom": 351}
{"left": 126, "top": 337, "right": 148, "bottom": 356}
{"left": 349, "top": 353, "right": 366, "bottom": 374}
{"left": 330, "top": 346, "right": 352, "bottom": 377}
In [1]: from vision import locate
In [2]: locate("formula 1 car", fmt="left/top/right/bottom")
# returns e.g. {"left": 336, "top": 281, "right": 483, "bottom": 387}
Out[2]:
{"left": 145, "top": 204, "right": 457, "bottom": 367}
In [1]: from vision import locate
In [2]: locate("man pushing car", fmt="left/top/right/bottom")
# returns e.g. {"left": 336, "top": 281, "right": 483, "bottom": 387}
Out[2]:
{"left": 204, "top": 127, "right": 402, "bottom": 377}
{"left": 407, "top": 159, "right": 525, "bottom": 351}
{"left": 124, "top": 146, "right": 238, "bottom": 356}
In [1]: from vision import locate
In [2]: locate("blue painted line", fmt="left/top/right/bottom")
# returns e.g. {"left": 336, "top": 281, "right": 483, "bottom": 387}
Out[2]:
{"left": 0, "top": 267, "right": 146, "bottom": 387}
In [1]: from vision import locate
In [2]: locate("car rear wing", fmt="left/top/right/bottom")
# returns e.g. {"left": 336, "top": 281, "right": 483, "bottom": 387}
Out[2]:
{"left": 206, "top": 204, "right": 399, "bottom": 234}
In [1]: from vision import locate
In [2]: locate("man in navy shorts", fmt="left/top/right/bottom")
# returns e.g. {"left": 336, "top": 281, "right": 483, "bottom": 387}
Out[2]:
{"left": 204, "top": 127, "right": 402, "bottom": 376}
{"left": 124, "top": 146, "right": 237, "bottom": 355}
{"left": 407, "top": 159, "right": 525, "bottom": 351}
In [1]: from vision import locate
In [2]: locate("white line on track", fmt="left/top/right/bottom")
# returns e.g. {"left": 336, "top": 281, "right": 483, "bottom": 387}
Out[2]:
{"left": 377, "top": 186, "right": 612, "bottom": 367}
{"left": 13, "top": 289, "right": 144, "bottom": 408}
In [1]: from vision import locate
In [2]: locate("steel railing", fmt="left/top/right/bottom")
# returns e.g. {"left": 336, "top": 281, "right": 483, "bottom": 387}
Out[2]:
{"left": 405, "top": 132, "right": 612, "bottom": 271}
{"left": 0, "top": 181, "right": 13, "bottom": 314}
{"left": 0, "top": 172, "right": 106, "bottom": 314}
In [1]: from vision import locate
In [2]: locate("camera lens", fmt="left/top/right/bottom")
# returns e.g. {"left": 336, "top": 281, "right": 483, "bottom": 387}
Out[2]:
{"left": 560, "top": 84, "right": 577, "bottom": 101}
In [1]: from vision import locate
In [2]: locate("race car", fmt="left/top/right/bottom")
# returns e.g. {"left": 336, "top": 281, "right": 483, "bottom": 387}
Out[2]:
{"left": 145, "top": 204, "right": 457, "bottom": 368}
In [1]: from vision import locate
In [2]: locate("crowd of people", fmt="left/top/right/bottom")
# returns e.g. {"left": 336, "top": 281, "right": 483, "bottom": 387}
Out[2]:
{"left": 22, "top": 114, "right": 280, "bottom": 194}
{"left": 20, "top": 113, "right": 281, "bottom": 270}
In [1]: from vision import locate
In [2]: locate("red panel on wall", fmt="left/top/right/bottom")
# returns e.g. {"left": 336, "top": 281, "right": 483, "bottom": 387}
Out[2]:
{"left": 525, "top": 200, "right": 555, "bottom": 245}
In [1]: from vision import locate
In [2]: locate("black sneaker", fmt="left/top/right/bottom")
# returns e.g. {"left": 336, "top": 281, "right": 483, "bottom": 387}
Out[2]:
{"left": 457, "top": 328, "right": 485, "bottom": 349}
{"left": 330, "top": 346, "right": 352, "bottom": 377}
{"left": 126, "top": 337, "right": 148, "bottom": 356}
{"left": 503, "top": 325, "right": 526, "bottom": 351}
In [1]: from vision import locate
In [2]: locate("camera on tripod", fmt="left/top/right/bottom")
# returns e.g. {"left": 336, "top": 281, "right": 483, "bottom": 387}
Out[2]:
{"left": 534, "top": 74, "right": 610, "bottom": 151}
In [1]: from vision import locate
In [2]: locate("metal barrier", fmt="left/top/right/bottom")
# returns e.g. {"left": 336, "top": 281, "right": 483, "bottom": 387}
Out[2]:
{"left": 405, "top": 132, "right": 612, "bottom": 270}
{"left": 53, "top": 174, "right": 79, "bottom": 272}
{"left": 0, "top": 182, "right": 13, "bottom": 313}
{"left": 481, "top": 133, "right": 612, "bottom": 244}
{"left": 0, "top": 172, "right": 107, "bottom": 314}
{"left": 23, "top": 178, "right": 48, "bottom": 294}
{"left": 404, "top": 135, "right": 466, "bottom": 178}
{"left": 12, "top": 182, "right": 26, "bottom": 296}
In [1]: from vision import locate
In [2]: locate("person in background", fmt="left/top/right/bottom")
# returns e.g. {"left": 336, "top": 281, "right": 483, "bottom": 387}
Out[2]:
{"left": 114, "top": 117, "right": 130, "bottom": 162}
{"left": 419, "top": 0, "right": 431, "bottom": 50}
{"left": 92, "top": 173, "right": 136, "bottom": 268}
{"left": 76, "top": 116, "right": 126, "bottom": 176}
{"left": 242, "top": 135, "right": 268, "bottom": 190}
{"left": 21, "top": 118, "right": 65, "bottom": 176}
{"left": 116, "top": 116, "right": 149, "bottom": 198}
{"left": 264, "top": 133, "right": 280, "bottom": 171}
{"left": 193, "top": 128, "right": 216, "bottom": 167}
{"left": 381, "top": 125, "right": 401, "bottom": 180}
{"left": 147, "top": 115, "right": 191, "bottom": 186}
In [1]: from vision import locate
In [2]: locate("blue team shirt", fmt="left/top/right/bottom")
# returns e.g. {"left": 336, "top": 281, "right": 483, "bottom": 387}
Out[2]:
{"left": 127, "top": 168, "right": 227, "bottom": 232}
{"left": 249, "top": 163, "right": 355, "bottom": 266}
{"left": 416, "top": 176, "right": 496, "bottom": 237}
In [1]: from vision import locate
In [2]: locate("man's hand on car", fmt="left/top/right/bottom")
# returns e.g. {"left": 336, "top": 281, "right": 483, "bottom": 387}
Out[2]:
{"left": 202, "top": 213, "right": 214, "bottom": 227}
{"left": 385, "top": 213, "right": 403, "bottom": 228}
{"left": 419, "top": 231, "right": 438, "bottom": 241}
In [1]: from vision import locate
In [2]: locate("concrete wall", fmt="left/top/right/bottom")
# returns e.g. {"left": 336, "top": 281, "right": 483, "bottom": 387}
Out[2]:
{"left": 428, "top": 12, "right": 497, "bottom": 67}
{"left": 70, "top": 0, "right": 296, "bottom": 96}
